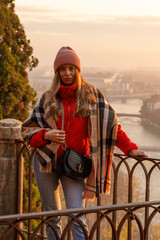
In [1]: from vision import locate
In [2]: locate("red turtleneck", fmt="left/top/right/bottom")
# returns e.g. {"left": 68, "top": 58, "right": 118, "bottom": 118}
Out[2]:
{"left": 56, "top": 83, "right": 89, "bottom": 159}
{"left": 29, "top": 84, "right": 138, "bottom": 156}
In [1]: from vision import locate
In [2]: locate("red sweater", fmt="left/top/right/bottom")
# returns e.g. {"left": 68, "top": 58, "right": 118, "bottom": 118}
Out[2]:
{"left": 30, "top": 84, "right": 138, "bottom": 158}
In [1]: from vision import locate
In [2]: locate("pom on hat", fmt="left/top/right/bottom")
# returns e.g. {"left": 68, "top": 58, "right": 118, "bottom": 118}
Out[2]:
{"left": 54, "top": 46, "right": 81, "bottom": 73}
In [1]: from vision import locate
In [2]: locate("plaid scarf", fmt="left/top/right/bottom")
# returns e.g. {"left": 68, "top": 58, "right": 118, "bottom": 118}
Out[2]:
{"left": 21, "top": 88, "right": 119, "bottom": 200}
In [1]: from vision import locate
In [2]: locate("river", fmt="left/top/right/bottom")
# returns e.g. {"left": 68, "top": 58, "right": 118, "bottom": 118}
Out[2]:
{"left": 110, "top": 98, "right": 160, "bottom": 159}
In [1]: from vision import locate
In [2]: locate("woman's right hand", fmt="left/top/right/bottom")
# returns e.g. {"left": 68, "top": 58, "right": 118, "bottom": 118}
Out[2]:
{"left": 44, "top": 129, "right": 66, "bottom": 143}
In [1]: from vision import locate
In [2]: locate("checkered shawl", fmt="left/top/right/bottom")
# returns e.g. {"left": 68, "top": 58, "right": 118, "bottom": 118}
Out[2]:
{"left": 21, "top": 91, "right": 59, "bottom": 172}
{"left": 21, "top": 88, "right": 119, "bottom": 200}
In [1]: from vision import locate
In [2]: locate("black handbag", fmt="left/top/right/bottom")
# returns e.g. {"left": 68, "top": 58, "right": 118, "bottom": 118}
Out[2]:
{"left": 58, "top": 149, "right": 92, "bottom": 180}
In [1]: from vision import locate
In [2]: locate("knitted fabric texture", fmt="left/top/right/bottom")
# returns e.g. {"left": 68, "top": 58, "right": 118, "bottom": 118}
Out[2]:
{"left": 21, "top": 88, "right": 119, "bottom": 200}
{"left": 54, "top": 46, "right": 81, "bottom": 72}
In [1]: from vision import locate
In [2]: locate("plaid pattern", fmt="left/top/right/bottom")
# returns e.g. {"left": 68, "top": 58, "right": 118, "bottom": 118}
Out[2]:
{"left": 21, "top": 88, "right": 119, "bottom": 199}
{"left": 21, "top": 91, "right": 60, "bottom": 172}
{"left": 83, "top": 90, "right": 119, "bottom": 200}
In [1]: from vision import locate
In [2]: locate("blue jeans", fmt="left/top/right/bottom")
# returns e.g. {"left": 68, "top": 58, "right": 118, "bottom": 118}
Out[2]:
{"left": 33, "top": 154, "right": 88, "bottom": 240}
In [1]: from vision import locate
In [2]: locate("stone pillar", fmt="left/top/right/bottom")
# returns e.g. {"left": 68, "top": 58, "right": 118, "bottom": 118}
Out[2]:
{"left": 0, "top": 119, "right": 23, "bottom": 239}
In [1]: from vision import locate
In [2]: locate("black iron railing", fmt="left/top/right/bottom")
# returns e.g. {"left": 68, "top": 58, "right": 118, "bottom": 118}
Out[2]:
{"left": 0, "top": 140, "right": 160, "bottom": 239}
{"left": 0, "top": 201, "right": 160, "bottom": 240}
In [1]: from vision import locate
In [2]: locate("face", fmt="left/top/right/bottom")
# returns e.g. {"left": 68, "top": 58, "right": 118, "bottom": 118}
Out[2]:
{"left": 59, "top": 64, "right": 76, "bottom": 86}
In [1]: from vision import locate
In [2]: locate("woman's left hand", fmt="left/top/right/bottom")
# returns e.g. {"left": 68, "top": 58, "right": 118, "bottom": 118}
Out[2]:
{"left": 129, "top": 149, "right": 148, "bottom": 157}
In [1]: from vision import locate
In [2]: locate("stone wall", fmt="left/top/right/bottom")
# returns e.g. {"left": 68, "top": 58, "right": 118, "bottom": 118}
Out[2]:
{"left": 0, "top": 119, "right": 23, "bottom": 239}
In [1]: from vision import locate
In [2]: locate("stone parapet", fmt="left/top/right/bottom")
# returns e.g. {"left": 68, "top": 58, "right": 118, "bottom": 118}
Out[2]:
{"left": 0, "top": 119, "right": 23, "bottom": 240}
{"left": 0, "top": 118, "right": 22, "bottom": 140}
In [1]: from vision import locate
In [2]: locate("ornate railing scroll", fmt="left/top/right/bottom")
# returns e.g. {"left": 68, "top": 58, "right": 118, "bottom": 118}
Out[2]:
{"left": 110, "top": 153, "right": 160, "bottom": 240}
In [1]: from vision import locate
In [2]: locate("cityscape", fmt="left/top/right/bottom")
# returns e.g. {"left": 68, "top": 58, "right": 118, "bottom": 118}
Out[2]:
{"left": 29, "top": 67, "right": 160, "bottom": 134}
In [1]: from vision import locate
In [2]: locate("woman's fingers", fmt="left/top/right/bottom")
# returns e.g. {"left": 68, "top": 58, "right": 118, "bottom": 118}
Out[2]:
{"left": 44, "top": 129, "right": 65, "bottom": 141}
{"left": 129, "top": 149, "right": 148, "bottom": 157}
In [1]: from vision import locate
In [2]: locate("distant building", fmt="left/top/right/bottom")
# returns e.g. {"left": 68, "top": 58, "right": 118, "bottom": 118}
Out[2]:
{"left": 147, "top": 101, "right": 160, "bottom": 111}
{"left": 104, "top": 74, "right": 133, "bottom": 94}
{"left": 141, "top": 94, "right": 160, "bottom": 130}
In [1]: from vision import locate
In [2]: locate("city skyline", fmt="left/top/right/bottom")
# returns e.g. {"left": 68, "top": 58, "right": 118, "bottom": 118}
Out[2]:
{"left": 15, "top": 0, "right": 160, "bottom": 72}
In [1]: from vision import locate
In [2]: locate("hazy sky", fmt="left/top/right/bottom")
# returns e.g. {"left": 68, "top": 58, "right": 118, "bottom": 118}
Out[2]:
{"left": 15, "top": 0, "right": 160, "bottom": 72}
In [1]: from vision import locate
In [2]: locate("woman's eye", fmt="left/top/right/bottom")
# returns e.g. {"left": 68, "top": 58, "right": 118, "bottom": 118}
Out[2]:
{"left": 69, "top": 67, "right": 75, "bottom": 71}
{"left": 59, "top": 67, "right": 65, "bottom": 71}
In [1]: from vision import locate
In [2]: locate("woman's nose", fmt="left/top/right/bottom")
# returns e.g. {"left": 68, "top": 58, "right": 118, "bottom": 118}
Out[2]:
{"left": 65, "top": 68, "right": 70, "bottom": 75}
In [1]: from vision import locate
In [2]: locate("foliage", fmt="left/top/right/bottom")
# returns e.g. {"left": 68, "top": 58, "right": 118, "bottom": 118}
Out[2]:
{"left": 0, "top": 0, "right": 38, "bottom": 121}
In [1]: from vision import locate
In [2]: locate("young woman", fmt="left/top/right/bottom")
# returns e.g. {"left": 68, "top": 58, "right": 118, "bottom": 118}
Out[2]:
{"left": 22, "top": 46, "right": 147, "bottom": 240}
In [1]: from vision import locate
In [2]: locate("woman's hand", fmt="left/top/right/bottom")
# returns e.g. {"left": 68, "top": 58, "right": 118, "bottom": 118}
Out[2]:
{"left": 44, "top": 129, "right": 65, "bottom": 144}
{"left": 129, "top": 149, "right": 148, "bottom": 157}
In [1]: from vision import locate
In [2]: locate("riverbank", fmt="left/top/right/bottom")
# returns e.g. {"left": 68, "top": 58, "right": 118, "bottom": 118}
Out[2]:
{"left": 141, "top": 119, "right": 160, "bottom": 135}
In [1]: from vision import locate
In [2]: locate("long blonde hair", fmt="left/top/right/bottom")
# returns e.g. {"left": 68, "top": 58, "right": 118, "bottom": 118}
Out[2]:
{"left": 50, "top": 69, "right": 96, "bottom": 120}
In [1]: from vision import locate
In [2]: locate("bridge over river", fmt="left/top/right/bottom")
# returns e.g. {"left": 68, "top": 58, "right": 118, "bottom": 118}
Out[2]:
{"left": 107, "top": 92, "right": 155, "bottom": 101}
{"left": 117, "top": 113, "right": 141, "bottom": 118}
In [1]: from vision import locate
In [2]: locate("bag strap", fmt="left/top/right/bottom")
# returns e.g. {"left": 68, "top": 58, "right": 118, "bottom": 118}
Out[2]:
{"left": 61, "top": 105, "right": 71, "bottom": 150}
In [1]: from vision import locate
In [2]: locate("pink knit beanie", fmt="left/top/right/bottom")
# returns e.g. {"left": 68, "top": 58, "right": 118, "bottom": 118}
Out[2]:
{"left": 54, "top": 46, "right": 81, "bottom": 73}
